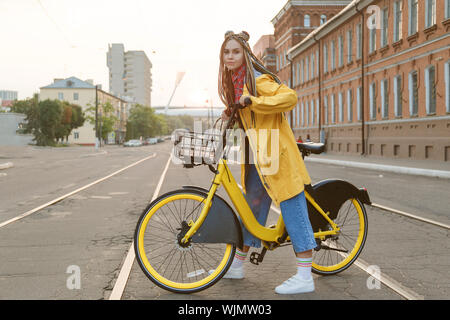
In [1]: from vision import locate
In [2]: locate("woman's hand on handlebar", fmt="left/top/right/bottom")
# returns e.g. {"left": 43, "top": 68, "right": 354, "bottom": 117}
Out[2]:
{"left": 239, "top": 95, "right": 252, "bottom": 107}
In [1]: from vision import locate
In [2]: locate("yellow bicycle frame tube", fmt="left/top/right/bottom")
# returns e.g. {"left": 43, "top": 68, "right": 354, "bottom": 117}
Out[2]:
{"left": 182, "top": 159, "right": 340, "bottom": 244}
{"left": 182, "top": 159, "right": 285, "bottom": 244}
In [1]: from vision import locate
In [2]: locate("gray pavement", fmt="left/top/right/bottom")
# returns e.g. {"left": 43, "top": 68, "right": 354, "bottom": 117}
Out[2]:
{"left": 0, "top": 143, "right": 448, "bottom": 300}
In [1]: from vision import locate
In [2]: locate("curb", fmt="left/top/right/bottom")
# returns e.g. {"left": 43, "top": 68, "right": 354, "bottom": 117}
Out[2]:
{"left": 304, "top": 157, "right": 450, "bottom": 179}
{"left": 0, "top": 162, "right": 13, "bottom": 170}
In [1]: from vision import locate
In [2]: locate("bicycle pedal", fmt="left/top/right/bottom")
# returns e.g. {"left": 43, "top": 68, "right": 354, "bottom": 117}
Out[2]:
{"left": 249, "top": 248, "right": 267, "bottom": 266}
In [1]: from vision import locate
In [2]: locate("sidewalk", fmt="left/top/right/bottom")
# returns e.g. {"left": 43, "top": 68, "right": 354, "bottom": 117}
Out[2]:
{"left": 305, "top": 153, "right": 450, "bottom": 179}
{"left": 228, "top": 146, "right": 450, "bottom": 179}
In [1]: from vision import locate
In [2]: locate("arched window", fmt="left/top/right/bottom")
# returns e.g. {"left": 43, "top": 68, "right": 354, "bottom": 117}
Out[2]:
{"left": 304, "top": 14, "right": 311, "bottom": 27}
{"left": 320, "top": 15, "right": 327, "bottom": 25}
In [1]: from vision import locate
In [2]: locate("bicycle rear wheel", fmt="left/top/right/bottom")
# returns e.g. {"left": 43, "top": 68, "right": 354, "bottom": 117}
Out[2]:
{"left": 134, "top": 190, "right": 235, "bottom": 293}
{"left": 312, "top": 198, "right": 368, "bottom": 275}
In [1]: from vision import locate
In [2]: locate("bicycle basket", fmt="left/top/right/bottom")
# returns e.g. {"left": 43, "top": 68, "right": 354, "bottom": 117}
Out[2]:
{"left": 172, "top": 129, "right": 222, "bottom": 167}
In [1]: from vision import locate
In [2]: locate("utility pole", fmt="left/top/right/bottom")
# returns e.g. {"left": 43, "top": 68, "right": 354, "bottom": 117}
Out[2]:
{"left": 95, "top": 85, "right": 99, "bottom": 149}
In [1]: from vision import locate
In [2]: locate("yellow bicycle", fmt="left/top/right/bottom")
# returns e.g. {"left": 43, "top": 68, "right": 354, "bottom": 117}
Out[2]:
{"left": 134, "top": 102, "right": 370, "bottom": 294}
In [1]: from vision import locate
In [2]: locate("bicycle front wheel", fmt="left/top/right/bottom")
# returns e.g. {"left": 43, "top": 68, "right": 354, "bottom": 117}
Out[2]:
{"left": 312, "top": 198, "right": 368, "bottom": 275}
{"left": 134, "top": 190, "right": 235, "bottom": 294}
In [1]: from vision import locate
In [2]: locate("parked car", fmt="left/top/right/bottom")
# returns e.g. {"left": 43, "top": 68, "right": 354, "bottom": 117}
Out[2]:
{"left": 157, "top": 137, "right": 164, "bottom": 143}
{"left": 123, "top": 139, "right": 142, "bottom": 147}
{"left": 146, "top": 137, "right": 158, "bottom": 145}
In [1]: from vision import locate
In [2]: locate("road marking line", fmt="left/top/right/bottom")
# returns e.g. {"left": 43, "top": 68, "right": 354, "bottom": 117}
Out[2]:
{"left": 0, "top": 153, "right": 156, "bottom": 229}
{"left": 371, "top": 203, "right": 450, "bottom": 230}
{"left": 109, "top": 154, "right": 172, "bottom": 300}
{"left": 351, "top": 257, "right": 424, "bottom": 300}
{"left": 236, "top": 183, "right": 424, "bottom": 300}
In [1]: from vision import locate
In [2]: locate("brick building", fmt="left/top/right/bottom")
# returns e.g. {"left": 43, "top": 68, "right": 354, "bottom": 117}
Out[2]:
{"left": 253, "top": 35, "right": 276, "bottom": 74}
{"left": 272, "top": 0, "right": 352, "bottom": 87}
{"left": 285, "top": 0, "right": 450, "bottom": 161}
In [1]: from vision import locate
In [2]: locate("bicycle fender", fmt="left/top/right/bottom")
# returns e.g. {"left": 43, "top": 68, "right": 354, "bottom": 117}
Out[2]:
{"left": 182, "top": 186, "right": 243, "bottom": 248}
{"left": 307, "top": 179, "right": 371, "bottom": 232}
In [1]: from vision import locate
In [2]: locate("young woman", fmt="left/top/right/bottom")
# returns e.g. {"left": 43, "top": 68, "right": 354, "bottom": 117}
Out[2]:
{"left": 218, "top": 31, "right": 317, "bottom": 294}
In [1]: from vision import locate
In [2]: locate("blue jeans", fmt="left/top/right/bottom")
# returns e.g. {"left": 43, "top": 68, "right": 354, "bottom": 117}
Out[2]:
{"left": 241, "top": 164, "right": 317, "bottom": 253}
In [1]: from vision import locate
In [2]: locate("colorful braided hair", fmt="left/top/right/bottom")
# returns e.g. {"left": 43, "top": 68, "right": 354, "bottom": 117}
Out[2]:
{"left": 218, "top": 30, "right": 281, "bottom": 107}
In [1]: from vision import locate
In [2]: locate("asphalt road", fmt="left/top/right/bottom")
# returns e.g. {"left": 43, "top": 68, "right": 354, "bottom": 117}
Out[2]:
{"left": 0, "top": 142, "right": 448, "bottom": 300}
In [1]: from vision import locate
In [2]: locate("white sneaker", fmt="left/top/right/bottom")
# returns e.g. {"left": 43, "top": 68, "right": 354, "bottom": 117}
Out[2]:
{"left": 222, "top": 266, "right": 244, "bottom": 279}
{"left": 275, "top": 274, "right": 315, "bottom": 294}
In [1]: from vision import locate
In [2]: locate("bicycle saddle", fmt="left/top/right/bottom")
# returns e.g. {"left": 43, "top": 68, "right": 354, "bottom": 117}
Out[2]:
{"left": 297, "top": 142, "right": 325, "bottom": 155}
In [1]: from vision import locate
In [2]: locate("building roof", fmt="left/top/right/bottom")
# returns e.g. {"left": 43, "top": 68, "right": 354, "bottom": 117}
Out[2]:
{"left": 272, "top": 0, "right": 353, "bottom": 25}
{"left": 287, "top": 0, "right": 371, "bottom": 58}
{"left": 40, "top": 77, "right": 96, "bottom": 89}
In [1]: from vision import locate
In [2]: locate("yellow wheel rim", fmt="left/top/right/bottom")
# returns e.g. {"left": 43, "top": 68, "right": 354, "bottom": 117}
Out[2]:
{"left": 136, "top": 193, "right": 233, "bottom": 290}
{"left": 312, "top": 199, "right": 366, "bottom": 273}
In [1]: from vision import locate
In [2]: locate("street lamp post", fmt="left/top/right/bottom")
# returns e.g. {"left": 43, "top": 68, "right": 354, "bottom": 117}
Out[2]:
{"left": 95, "top": 85, "right": 99, "bottom": 149}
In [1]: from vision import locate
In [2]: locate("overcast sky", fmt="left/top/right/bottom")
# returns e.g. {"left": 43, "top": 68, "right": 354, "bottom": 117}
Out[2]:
{"left": 0, "top": 0, "right": 284, "bottom": 107}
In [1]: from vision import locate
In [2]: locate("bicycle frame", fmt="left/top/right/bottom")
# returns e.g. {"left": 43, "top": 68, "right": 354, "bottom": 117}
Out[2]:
{"left": 181, "top": 158, "right": 340, "bottom": 245}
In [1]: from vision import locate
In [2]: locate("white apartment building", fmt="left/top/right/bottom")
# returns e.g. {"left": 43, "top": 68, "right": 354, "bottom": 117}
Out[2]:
{"left": 40, "top": 77, "right": 128, "bottom": 145}
{"left": 107, "top": 43, "right": 152, "bottom": 108}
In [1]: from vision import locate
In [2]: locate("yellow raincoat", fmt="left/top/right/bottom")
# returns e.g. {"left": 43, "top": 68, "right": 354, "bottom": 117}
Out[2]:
{"left": 238, "top": 74, "right": 311, "bottom": 207}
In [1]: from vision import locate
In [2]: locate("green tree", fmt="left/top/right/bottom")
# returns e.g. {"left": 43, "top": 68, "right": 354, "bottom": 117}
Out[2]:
{"left": 12, "top": 95, "right": 85, "bottom": 146}
{"left": 85, "top": 102, "right": 117, "bottom": 142}
{"left": 125, "top": 104, "right": 158, "bottom": 140}
{"left": 55, "top": 102, "right": 85, "bottom": 142}
{"left": 34, "top": 99, "right": 63, "bottom": 146}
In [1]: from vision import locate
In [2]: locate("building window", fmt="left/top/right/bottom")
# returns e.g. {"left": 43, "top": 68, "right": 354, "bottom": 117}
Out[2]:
{"left": 445, "top": 61, "right": 450, "bottom": 113}
{"left": 311, "top": 100, "right": 315, "bottom": 125}
{"left": 370, "top": 82, "right": 377, "bottom": 119}
{"left": 74, "top": 132, "right": 79, "bottom": 139}
{"left": 408, "top": 0, "right": 418, "bottom": 35}
{"left": 58, "top": 92, "right": 64, "bottom": 100}
{"left": 446, "top": 0, "right": 450, "bottom": 19}
{"left": 331, "top": 94, "right": 336, "bottom": 123}
{"left": 316, "top": 98, "right": 320, "bottom": 125}
{"left": 305, "top": 56, "right": 309, "bottom": 82}
{"left": 73, "top": 92, "right": 79, "bottom": 101}
{"left": 394, "top": 1, "right": 403, "bottom": 42}
{"left": 356, "top": 23, "right": 362, "bottom": 59}
{"left": 324, "top": 95, "right": 329, "bottom": 124}
{"left": 394, "top": 75, "right": 403, "bottom": 117}
{"left": 301, "top": 59, "right": 304, "bottom": 83}
{"left": 381, "top": 8, "right": 389, "bottom": 48}
{"left": 304, "top": 15, "right": 311, "bottom": 28}
{"left": 369, "top": 26, "right": 376, "bottom": 53}
{"left": 425, "top": 0, "right": 436, "bottom": 28}
{"left": 301, "top": 102, "right": 305, "bottom": 126}
{"left": 320, "top": 14, "right": 327, "bottom": 25}
{"left": 338, "top": 92, "right": 344, "bottom": 122}
{"left": 276, "top": 55, "right": 279, "bottom": 72}
{"left": 306, "top": 101, "right": 310, "bottom": 126}
{"left": 311, "top": 53, "right": 315, "bottom": 79}
{"left": 357, "top": 86, "right": 362, "bottom": 121}
{"left": 296, "top": 63, "right": 300, "bottom": 86}
{"left": 338, "top": 35, "right": 344, "bottom": 67}
{"left": 347, "top": 88, "right": 353, "bottom": 122}
{"left": 331, "top": 40, "right": 336, "bottom": 70}
{"left": 316, "top": 51, "right": 319, "bottom": 77}
{"left": 347, "top": 29, "right": 353, "bottom": 63}
{"left": 323, "top": 44, "right": 328, "bottom": 73}
{"left": 381, "top": 79, "right": 389, "bottom": 118}
{"left": 409, "top": 71, "right": 419, "bottom": 116}
{"left": 297, "top": 102, "right": 301, "bottom": 127}
{"left": 425, "top": 65, "right": 436, "bottom": 114}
